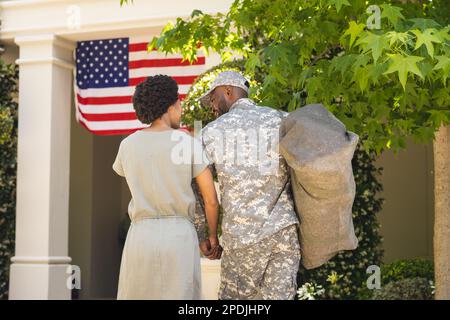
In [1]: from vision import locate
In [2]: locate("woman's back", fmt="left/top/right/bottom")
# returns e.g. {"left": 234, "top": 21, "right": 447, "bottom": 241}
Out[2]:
{"left": 113, "top": 129, "right": 208, "bottom": 223}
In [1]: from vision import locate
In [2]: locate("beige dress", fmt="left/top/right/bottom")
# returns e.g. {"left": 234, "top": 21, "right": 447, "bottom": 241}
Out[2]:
{"left": 112, "top": 129, "right": 210, "bottom": 300}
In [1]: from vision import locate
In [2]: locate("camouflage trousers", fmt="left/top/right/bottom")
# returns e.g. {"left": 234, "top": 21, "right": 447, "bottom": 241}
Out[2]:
{"left": 218, "top": 224, "right": 301, "bottom": 300}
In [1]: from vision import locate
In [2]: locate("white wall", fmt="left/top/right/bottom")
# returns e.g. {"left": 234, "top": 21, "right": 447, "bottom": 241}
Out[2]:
{"left": 375, "top": 139, "right": 434, "bottom": 263}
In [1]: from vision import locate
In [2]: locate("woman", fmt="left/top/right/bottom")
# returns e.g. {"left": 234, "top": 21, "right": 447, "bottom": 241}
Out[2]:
{"left": 113, "top": 75, "right": 220, "bottom": 300}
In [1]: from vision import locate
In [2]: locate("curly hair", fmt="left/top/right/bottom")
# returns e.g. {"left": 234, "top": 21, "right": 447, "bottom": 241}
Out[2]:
{"left": 132, "top": 75, "right": 179, "bottom": 124}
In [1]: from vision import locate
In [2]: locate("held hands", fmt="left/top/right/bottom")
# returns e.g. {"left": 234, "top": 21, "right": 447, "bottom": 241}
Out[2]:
{"left": 199, "top": 235, "right": 222, "bottom": 260}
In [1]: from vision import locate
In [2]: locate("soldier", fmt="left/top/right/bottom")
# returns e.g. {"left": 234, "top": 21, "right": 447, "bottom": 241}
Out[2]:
{"left": 198, "top": 71, "right": 300, "bottom": 300}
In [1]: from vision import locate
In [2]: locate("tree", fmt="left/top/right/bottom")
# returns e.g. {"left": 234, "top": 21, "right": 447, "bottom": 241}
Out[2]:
{"left": 125, "top": 0, "right": 449, "bottom": 155}
{"left": 121, "top": 0, "right": 450, "bottom": 298}
{"left": 433, "top": 124, "right": 450, "bottom": 299}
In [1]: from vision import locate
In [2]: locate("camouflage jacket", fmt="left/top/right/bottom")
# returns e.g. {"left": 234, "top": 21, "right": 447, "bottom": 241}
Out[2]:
{"left": 197, "top": 98, "right": 298, "bottom": 250}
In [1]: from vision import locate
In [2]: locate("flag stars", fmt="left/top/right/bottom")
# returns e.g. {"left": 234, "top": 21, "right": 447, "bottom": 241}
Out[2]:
{"left": 76, "top": 38, "right": 129, "bottom": 89}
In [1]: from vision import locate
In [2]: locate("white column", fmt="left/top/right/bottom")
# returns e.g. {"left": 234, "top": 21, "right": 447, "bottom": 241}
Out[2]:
{"left": 9, "top": 34, "right": 75, "bottom": 300}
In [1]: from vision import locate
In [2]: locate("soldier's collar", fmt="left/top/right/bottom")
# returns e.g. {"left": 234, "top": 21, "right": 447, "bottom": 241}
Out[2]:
{"left": 228, "top": 98, "right": 255, "bottom": 112}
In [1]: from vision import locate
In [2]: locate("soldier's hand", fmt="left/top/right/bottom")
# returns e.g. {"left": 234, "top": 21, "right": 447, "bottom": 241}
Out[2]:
{"left": 212, "top": 245, "right": 223, "bottom": 260}
{"left": 208, "top": 236, "right": 222, "bottom": 260}
{"left": 209, "top": 236, "right": 219, "bottom": 250}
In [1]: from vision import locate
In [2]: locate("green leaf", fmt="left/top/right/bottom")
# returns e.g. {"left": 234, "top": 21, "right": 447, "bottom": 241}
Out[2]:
{"left": 408, "top": 18, "right": 441, "bottom": 31}
{"left": 328, "top": 0, "right": 350, "bottom": 13}
{"left": 427, "top": 110, "right": 449, "bottom": 128}
{"left": 412, "top": 29, "right": 442, "bottom": 58}
{"left": 386, "top": 31, "right": 411, "bottom": 47}
{"left": 432, "top": 88, "right": 450, "bottom": 108}
{"left": 191, "top": 9, "right": 203, "bottom": 18}
{"left": 367, "top": 62, "right": 388, "bottom": 85}
{"left": 356, "top": 32, "right": 389, "bottom": 63}
{"left": 433, "top": 55, "right": 450, "bottom": 82}
{"left": 352, "top": 67, "right": 369, "bottom": 92}
{"left": 380, "top": 4, "right": 405, "bottom": 28}
{"left": 343, "top": 21, "right": 366, "bottom": 48}
{"left": 245, "top": 52, "right": 261, "bottom": 73}
{"left": 383, "top": 54, "right": 424, "bottom": 90}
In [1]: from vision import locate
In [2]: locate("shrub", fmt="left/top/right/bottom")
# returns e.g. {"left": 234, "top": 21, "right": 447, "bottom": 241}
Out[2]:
{"left": 371, "top": 277, "right": 434, "bottom": 300}
{"left": 0, "top": 60, "right": 18, "bottom": 300}
{"left": 358, "top": 258, "right": 434, "bottom": 299}
{"left": 381, "top": 258, "right": 434, "bottom": 285}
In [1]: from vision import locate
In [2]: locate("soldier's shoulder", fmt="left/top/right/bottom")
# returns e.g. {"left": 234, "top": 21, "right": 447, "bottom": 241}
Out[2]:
{"left": 256, "top": 104, "right": 288, "bottom": 118}
{"left": 202, "top": 117, "right": 222, "bottom": 133}
{"left": 202, "top": 112, "right": 237, "bottom": 132}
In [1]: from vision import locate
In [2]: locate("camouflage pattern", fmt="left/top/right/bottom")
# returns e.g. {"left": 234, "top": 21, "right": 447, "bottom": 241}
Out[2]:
{"left": 219, "top": 224, "right": 300, "bottom": 300}
{"left": 201, "top": 98, "right": 299, "bottom": 250}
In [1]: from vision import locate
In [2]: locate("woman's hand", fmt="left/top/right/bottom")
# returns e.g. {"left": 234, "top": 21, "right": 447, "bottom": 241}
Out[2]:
{"left": 199, "top": 236, "right": 222, "bottom": 260}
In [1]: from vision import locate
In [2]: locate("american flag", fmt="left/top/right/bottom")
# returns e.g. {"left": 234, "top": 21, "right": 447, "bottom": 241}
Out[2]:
{"left": 74, "top": 36, "right": 206, "bottom": 135}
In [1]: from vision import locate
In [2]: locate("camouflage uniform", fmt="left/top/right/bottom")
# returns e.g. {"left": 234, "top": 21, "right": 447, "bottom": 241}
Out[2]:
{"left": 200, "top": 97, "right": 300, "bottom": 300}
{"left": 219, "top": 224, "right": 300, "bottom": 300}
